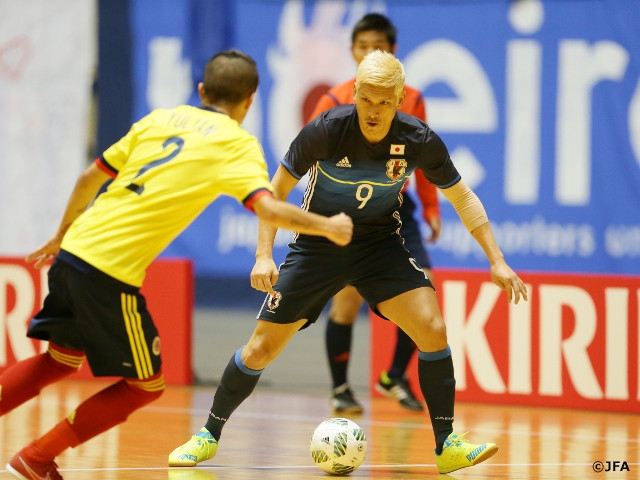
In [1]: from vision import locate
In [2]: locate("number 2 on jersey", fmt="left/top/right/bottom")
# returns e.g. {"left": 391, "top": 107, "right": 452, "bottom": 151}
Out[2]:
{"left": 126, "top": 136, "right": 184, "bottom": 194}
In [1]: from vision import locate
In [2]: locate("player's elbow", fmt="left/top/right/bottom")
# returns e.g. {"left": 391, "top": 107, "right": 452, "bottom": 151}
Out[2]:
{"left": 253, "top": 195, "right": 281, "bottom": 223}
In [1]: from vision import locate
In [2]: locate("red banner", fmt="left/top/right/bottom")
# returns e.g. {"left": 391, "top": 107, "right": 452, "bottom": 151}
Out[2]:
{"left": 0, "top": 257, "right": 193, "bottom": 385}
{"left": 371, "top": 269, "right": 640, "bottom": 413}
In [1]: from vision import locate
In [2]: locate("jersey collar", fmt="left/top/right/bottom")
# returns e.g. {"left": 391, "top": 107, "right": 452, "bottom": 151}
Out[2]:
{"left": 199, "top": 105, "right": 224, "bottom": 114}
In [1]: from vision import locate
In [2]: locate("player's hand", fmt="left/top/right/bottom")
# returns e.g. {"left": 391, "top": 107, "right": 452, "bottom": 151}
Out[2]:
{"left": 251, "top": 256, "right": 279, "bottom": 295}
{"left": 425, "top": 217, "right": 441, "bottom": 243}
{"left": 326, "top": 213, "right": 353, "bottom": 246}
{"left": 490, "top": 260, "right": 528, "bottom": 304}
{"left": 25, "top": 235, "right": 63, "bottom": 269}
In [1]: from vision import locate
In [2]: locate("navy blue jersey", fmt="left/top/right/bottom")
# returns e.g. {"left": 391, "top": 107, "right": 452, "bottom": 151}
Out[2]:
{"left": 282, "top": 105, "right": 460, "bottom": 239}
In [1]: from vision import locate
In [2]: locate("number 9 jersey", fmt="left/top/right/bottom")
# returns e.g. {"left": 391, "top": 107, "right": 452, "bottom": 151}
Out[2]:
{"left": 282, "top": 104, "right": 460, "bottom": 241}
{"left": 61, "top": 105, "right": 274, "bottom": 287}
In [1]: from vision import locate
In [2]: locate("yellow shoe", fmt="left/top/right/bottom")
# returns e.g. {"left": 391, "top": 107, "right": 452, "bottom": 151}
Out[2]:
{"left": 435, "top": 432, "right": 498, "bottom": 474}
{"left": 168, "top": 428, "right": 218, "bottom": 467}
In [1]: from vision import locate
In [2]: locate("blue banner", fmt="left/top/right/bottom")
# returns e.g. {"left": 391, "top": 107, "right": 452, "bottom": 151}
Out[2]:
{"left": 126, "top": 0, "right": 640, "bottom": 277}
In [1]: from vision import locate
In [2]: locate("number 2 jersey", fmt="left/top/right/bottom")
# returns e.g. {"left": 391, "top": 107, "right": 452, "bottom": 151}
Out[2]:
{"left": 61, "top": 105, "right": 274, "bottom": 287}
{"left": 283, "top": 104, "right": 460, "bottom": 241}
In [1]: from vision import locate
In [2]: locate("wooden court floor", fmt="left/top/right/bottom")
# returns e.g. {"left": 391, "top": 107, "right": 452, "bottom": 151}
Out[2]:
{"left": 0, "top": 379, "right": 637, "bottom": 479}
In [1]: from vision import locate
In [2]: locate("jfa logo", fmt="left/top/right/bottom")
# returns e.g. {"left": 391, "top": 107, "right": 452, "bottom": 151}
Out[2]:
{"left": 592, "top": 460, "right": 630, "bottom": 472}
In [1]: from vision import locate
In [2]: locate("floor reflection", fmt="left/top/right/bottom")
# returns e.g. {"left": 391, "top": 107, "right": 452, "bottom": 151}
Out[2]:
{"left": 0, "top": 380, "right": 637, "bottom": 479}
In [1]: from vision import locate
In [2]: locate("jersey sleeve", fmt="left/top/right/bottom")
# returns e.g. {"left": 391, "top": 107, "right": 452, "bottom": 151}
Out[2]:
{"left": 282, "top": 115, "right": 329, "bottom": 178}
{"left": 417, "top": 129, "right": 461, "bottom": 189}
{"left": 95, "top": 157, "right": 118, "bottom": 178}
{"left": 414, "top": 169, "right": 440, "bottom": 222}
{"left": 242, "top": 188, "right": 274, "bottom": 213}
{"left": 219, "top": 136, "right": 275, "bottom": 206}
{"left": 101, "top": 119, "right": 145, "bottom": 173}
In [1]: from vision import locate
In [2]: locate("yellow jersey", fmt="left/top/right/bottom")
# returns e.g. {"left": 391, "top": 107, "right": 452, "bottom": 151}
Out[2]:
{"left": 61, "top": 105, "right": 273, "bottom": 286}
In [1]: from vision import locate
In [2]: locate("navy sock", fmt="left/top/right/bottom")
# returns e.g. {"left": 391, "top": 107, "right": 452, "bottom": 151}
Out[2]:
{"left": 417, "top": 346, "right": 455, "bottom": 454}
{"left": 204, "top": 347, "right": 262, "bottom": 440}
{"left": 325, "top": 317, "right": 353, "bottom": 389}
{"left": 388, "top": 327, "right": 417, "bottom": 379}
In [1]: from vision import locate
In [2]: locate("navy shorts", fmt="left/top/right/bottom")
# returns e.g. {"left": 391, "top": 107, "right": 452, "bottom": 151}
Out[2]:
{"left": 28, "top": 252, "right": 162, "bottom": 379}
{"left": 398, "top": 193, "right": 432, "bottom": 270}
{"left": 257, "top": 232, "right": 432, "bottom": 329}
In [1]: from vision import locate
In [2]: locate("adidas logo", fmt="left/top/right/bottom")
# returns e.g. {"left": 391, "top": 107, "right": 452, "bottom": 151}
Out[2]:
{"left": 336, "top": 157, "right": 351, "bottom": 167}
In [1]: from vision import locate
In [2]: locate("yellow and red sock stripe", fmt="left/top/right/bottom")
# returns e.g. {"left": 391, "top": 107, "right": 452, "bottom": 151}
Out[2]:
{"left": 48, "top": 343, "right": 85, "bottom": 369}
{"left": 126, "top": 372, "right": 165, "bottom": 392}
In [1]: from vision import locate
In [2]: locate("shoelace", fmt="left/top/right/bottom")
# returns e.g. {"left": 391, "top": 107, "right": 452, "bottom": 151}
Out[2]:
{"left": 446, "top": 432, "right": 470, "bottom": 448}
{"left": 192, "top": 430, "right": 215, "bottom": 445}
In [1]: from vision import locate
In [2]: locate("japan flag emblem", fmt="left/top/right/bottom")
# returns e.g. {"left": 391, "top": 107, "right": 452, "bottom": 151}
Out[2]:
{"left": 390, "top": 144, "right": 405, "bottom": 155}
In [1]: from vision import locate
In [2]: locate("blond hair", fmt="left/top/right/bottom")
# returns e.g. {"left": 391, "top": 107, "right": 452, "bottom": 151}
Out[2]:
{"left": 355, "top": 50, "right": 405, "bottom": 97}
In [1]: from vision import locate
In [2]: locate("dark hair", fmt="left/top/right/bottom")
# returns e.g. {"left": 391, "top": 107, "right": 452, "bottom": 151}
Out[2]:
{"left": 351, "top": 13, "right": 397, "bottom": 47}
{"left": 201, "top": 49, "right": 259, "bottom": 104}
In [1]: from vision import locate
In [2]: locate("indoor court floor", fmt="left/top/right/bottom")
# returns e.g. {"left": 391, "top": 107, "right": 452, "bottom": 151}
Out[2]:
{"left": 0, "top": 378, "right": 637, "bottom": 479}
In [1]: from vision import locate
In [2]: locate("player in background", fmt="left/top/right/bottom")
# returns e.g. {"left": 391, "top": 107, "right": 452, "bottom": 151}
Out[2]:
{"left": 307, "top": 13, "right": 440, "bottom": 413}
{"left": 169, "top": 50, "right": 528, "bottom": 475}
{"left": 1, "top": 50, "right": 352, "bottom": 480}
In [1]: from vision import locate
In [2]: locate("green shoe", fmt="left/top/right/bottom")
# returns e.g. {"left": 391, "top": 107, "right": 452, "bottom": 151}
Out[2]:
{"left": 168, "top": 428, "right": 218, "bottom": 467}
{"left": 435, "top": 432, "right": 498, "bottom": 474}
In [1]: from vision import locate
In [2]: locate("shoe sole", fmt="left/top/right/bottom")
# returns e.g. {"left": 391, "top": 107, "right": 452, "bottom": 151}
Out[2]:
{"left": 331, "top": 403, "right": 364, "bottom": 414}
{"left": 168, "top": 459, "right": 197, "bottom": 467}
{"left": 374, "top": 384, "right": 424, "bottom": 411}
{"left": 168, "top": 450, "right": 211, "bottom": 467}
{"left": 473, "top": 443, "right": 498, "bottom": 466}
{"left": 399, "top": 400, "right": 425, "bottom": 412}
{"left": 168, "top": 449, "right": 218, "bottom": 467}
{"left": 438, "top": 444, "right": 499, "bottom": 474}
{"left": 6, "top": 463, "right": 29, "bottom": 480}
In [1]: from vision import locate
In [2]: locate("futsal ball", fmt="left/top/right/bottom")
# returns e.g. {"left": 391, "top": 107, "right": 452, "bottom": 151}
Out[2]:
{"left": 309, "top": 417, "right": 367, "bottom": 475}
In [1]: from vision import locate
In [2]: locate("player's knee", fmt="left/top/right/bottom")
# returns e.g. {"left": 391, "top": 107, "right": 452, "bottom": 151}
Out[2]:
{"left": 329, "top": 287, "right": 363, "bottom": 322}
{"left": 329, "top": 298, "right": 362, "bottom": 323}
{"left": 430, "top": 319, "right": 448, "bottom": 341}
{"left": 416, "top": 314, "right": 447, "bottom": 341}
